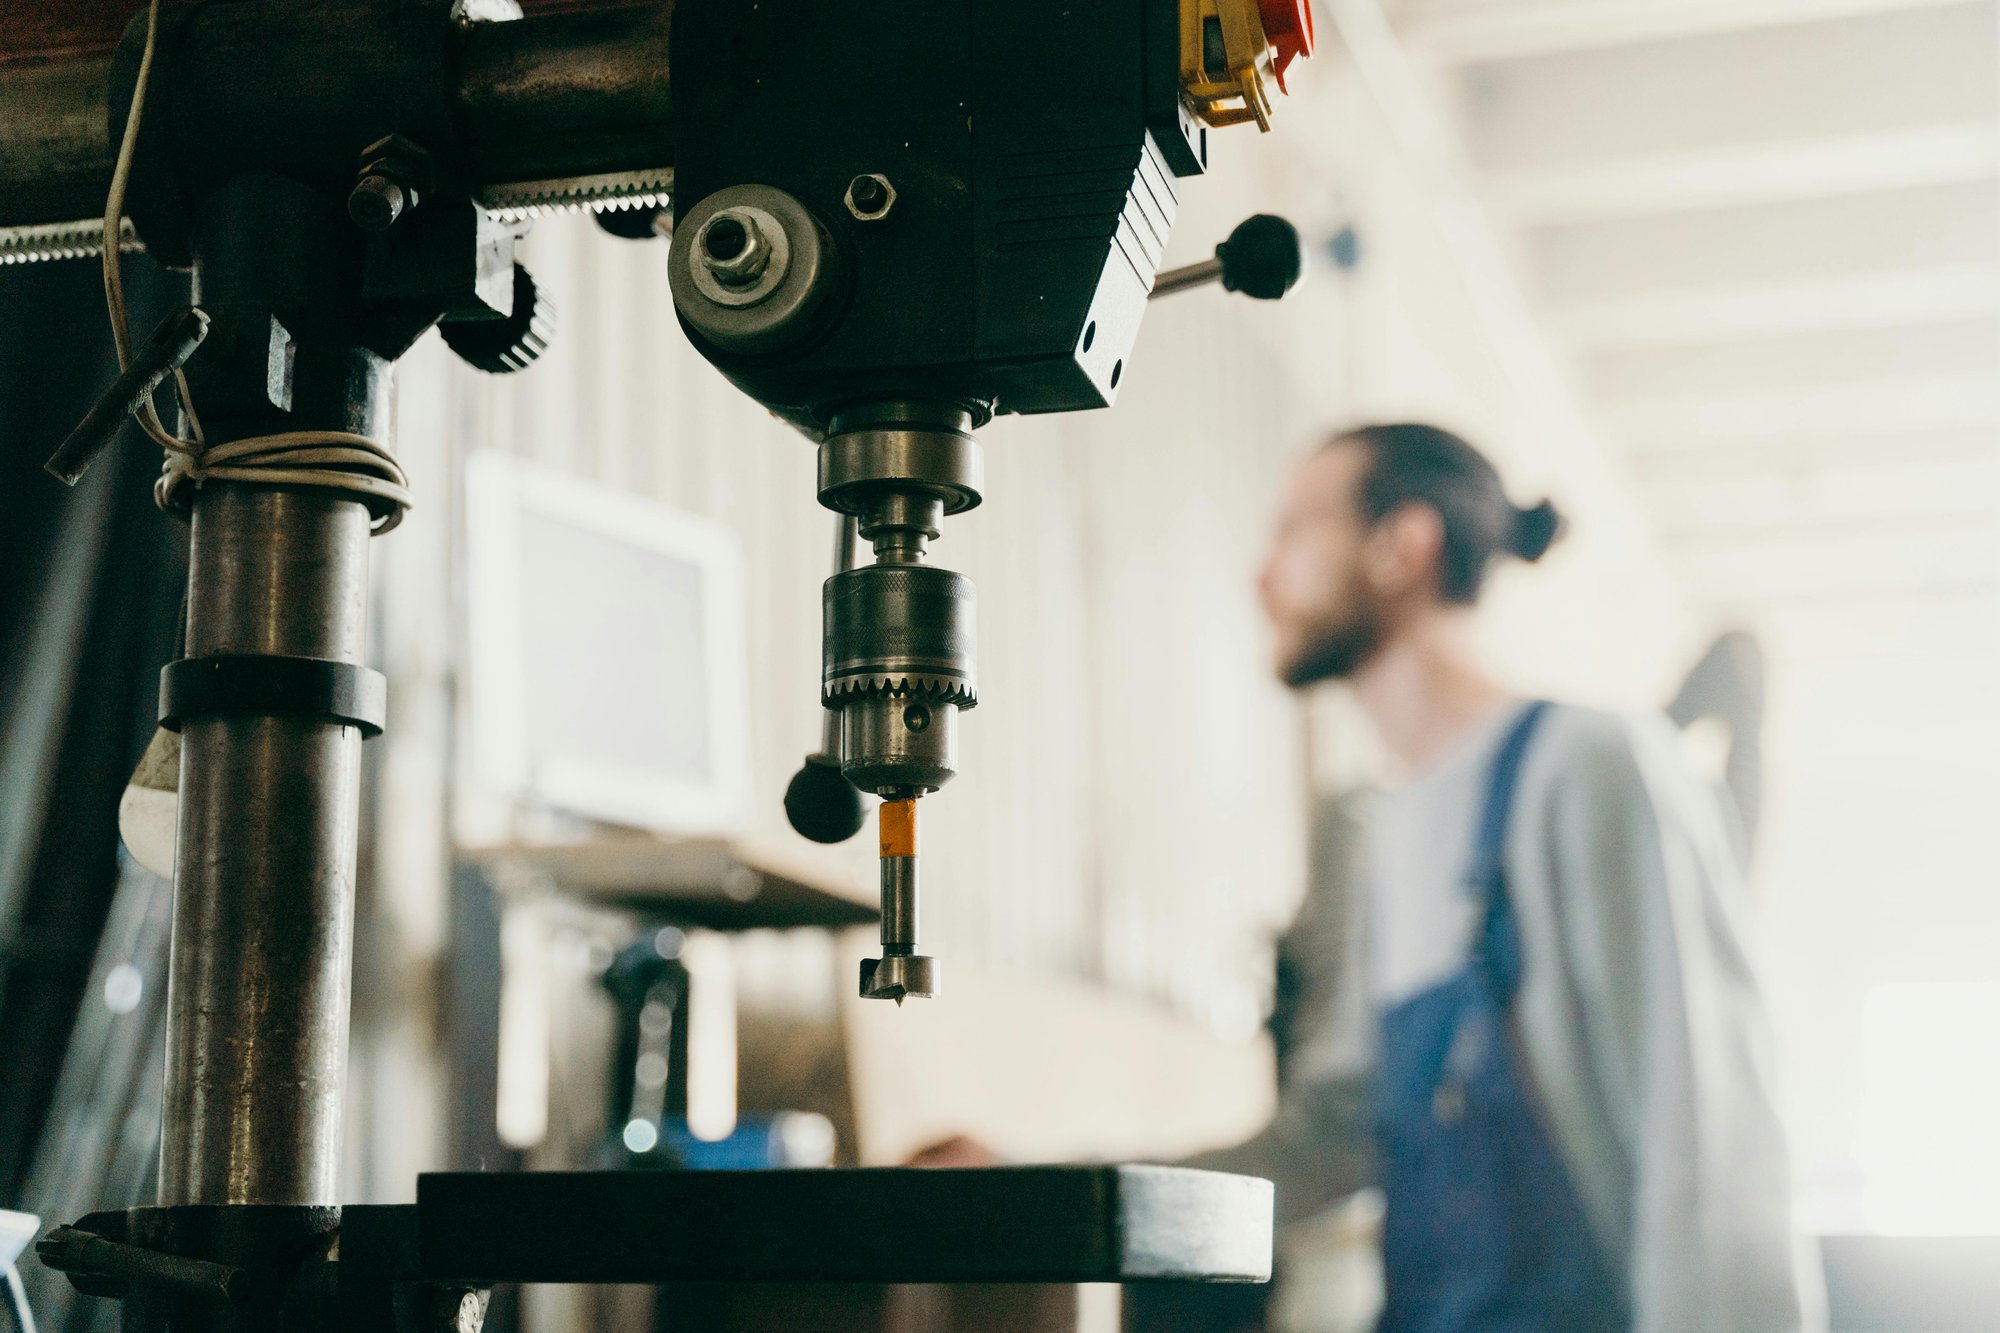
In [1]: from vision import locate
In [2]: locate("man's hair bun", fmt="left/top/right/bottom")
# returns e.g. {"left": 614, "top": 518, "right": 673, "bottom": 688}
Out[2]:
{"left": 1509, "top": 499, "right": 1563, "bottom": 562}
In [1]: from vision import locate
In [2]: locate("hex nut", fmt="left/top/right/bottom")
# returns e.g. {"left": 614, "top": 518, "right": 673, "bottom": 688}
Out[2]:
{"left": 844, "top": 173, "right": 896, "bottom": 222}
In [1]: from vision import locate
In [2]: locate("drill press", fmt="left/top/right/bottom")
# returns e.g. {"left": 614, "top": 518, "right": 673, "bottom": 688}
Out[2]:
{"left": 0, "top": 0, "right": 1311, "bottom": 1323}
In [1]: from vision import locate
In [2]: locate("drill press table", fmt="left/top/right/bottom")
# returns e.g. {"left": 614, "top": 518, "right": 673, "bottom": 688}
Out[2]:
{"left": 418, "top": 1165, "right": 1273, "bottom": 1285}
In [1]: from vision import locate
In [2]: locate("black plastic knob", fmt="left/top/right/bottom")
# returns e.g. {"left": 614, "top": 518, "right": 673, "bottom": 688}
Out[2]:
{"left": 784, "top": 754, "right": 867, "bottom": 844}
{"left": 439, "top": 263, "right": 554, "bottom": 374}
{"left": 1216, "top": 214, "right": 1306, "bottom": 301}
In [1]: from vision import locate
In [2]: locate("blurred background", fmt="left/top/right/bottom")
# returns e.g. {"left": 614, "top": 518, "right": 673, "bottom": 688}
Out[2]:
{"left": 1, "top": 0, "right": 1996, "bottom": 1330}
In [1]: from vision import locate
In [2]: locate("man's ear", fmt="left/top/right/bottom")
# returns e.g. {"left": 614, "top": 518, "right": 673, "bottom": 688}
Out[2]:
{"left": 1361, "top": 502, "right": 1445, "bottom": 599}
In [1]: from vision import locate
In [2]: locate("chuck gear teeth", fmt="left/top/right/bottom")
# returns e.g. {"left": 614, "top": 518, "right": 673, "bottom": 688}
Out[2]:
{"left": 823, "top": 673, "right": 978, "bottom": 709}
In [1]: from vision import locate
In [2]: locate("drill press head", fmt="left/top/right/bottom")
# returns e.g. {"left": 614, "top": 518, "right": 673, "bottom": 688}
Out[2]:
{"left": 664, "top": 0, "right": 1312, "bottom": 998}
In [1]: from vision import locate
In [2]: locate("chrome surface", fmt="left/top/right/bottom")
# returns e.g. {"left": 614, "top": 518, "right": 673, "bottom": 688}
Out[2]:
{"left": 817, "top": 424, "right": 985, "bottom": 525}
{"left": 161, "top": 484, "right": 372, "bottom": 1206}
{"left": 670, "top": 185, "right": 830, "bottom": 352}
{"left": 0, "top": 218, "right": 140, "bottom": 267}
{"left": 879, "top": 855, "right": 920, "bottom": 946}
{"left": 1149, "top": 255, "right": 1225, "bottom": 298}
{"left": 822, "top": 564, "right": 977, "bottom": 709}
{"left": 837, "top": 692, "right": 960, "bottom": 795}
{"left": 477, "top": 168, "right": 673, "bottom": 223}
{"left": 859, "top": 951, "right": 937, "bottom": 1003}
{"left": 690, "top": 205, "right": 788, "bottom": 305}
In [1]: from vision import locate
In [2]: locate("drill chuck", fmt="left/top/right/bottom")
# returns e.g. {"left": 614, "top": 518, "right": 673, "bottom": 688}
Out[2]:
{"left": 823, "top": 562, "right": 975, "bottom": 795}
{"left": 823, "top": 564, "right": 977, "bottom": 705}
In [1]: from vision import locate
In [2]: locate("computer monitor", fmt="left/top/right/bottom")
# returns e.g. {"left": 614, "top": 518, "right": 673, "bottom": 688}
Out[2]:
{"left": 464, "top": 453, "right": 751, "bottom": 837}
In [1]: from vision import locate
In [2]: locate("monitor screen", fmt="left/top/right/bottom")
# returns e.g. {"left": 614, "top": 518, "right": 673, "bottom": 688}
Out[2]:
{"left": 465, "top": 454, "right": 750, "bottom": 836}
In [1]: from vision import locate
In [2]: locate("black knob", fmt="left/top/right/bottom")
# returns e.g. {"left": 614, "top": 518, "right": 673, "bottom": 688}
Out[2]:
{"left": 439, "top": 263, "right": 554, "bottom": 374}
{"left": 1216, "top": 214, "right": 1305, "bottom": 301}
{"left": 784, "top": 754, "right": 867, "bottom": 844}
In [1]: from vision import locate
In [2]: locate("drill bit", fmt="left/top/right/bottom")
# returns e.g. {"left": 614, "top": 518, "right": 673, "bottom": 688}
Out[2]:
{"left": 860, "top": 795, "right": 937, "bottom": 1002}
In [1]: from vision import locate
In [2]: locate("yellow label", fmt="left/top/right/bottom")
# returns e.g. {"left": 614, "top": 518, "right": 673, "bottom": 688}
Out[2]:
{"left": 879, "top": 798, "right": 918, "bottom": 858}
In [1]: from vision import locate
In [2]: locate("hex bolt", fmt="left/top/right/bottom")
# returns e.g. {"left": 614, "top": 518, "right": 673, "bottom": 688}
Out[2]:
{"left": 346, "top": 134, "right": 432, "bottom": 233}
{"left": 698, "top": 210, "right": 772, "bottom": 286}
{"left": 845, "top": 173, "right": 896, "bottom": 221}
{"left": 348, "top": 174, "right": 409, "bottom": 231}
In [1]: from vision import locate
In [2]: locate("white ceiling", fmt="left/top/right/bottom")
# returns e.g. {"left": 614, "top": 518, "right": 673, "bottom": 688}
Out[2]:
{"left": 1392, "top": 0, "right": 2000, "bottom": 618}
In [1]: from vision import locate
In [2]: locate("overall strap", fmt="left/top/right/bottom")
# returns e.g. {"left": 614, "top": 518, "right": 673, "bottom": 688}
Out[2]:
{"left": 1468, "top": 700, "right": 1554, "bottom": 1002}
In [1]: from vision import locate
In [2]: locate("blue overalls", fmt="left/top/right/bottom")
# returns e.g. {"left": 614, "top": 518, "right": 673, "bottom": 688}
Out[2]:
{"left": 1375, "top": 702, "right": 1630, "bottom": 1333}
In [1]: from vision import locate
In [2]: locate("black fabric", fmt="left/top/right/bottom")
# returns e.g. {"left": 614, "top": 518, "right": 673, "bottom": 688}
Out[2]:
{"left": 0, "top": 255, "right": 189, "bottom": 1205}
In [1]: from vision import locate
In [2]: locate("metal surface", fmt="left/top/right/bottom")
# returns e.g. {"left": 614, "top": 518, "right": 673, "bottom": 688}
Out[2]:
{"left": 438, "top": 263, "right": 555, "bottom": 374}
{"left": 0, "top": 49, "right": 116, "bottom": 228}
{"left": 476, "top": 167, "right": 673, "bottom": 222}
{"left": 817, "top": 422, "right": 985, "bottom": 525}
{"left": 45, "top": 306, "right": 210, "bottom": 486}
{"left": 813, "top": 409, "right": 984, "bottom": 992}
{"left": 690, "top": 205, "right": 789, "bottom": 303}
{"left": 163, "top": 480, "right": 374, "bottom": 1208}
{"left": 0, "top": 4, "right": 675, "bottom": 239}
{"left": 452, "top": 3, "right": 675, "bottom": 193}
{"left": 836, "top": 689, "right": 961, "bottom": 795}
{"left": 859, "top": 951, "right": 936, "bottom": 1002}
{"left": 0, "top": 216, "right": 138, "bottom": 266}
{"left": 878, "top": 856, "right": 919, "bottom": 944}
{"left": 822, "top": 565, "right": 978, "bottom": 708}
{"left": 861, "top": 854, "right": 936, "bottom": 1000}
{"left": 35, "top": 1227, "right": 247, "bottom": 1303}
{"left": 1150, "top": 255, "right": 1226, "bottom": 298}
{"left": 416, "top": 1166, "right": 1275, "bottom": 1284}
{"left": 842, "top": 172, "right": 896, "bottom": 222}
{"left": 823, "top": 513, "right": 857, "bottom": 756}
{"left": 670, "top": 184, "right": 832, "bottom": 352}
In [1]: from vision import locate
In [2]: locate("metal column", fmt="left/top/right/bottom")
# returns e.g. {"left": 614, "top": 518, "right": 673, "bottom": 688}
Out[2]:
{"left": 158, "top": 332, "right": 390, "bottom": 1207}
{"left": 161, "top": 485, "right": 373, "bottom": 1206}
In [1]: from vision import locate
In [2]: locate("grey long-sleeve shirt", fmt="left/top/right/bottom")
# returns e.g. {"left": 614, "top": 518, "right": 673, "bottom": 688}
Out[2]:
{"left": 1188, "top": 703, "right": 1825, "bottom": 1332}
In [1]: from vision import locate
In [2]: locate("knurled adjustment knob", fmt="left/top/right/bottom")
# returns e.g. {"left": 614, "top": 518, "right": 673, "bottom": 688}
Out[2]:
{"left": 440, "top": 263, "right": 554, "bottom": 374}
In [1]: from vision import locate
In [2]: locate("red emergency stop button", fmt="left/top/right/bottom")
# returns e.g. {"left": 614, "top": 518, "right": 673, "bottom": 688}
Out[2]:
{"left": 1258, "top": 0, "right": 1314, "bottom": 90}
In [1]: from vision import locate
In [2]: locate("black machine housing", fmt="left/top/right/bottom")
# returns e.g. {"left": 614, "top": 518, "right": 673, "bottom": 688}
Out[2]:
{"left": 670, "top": 0, "right": 1209, "bottom": 433}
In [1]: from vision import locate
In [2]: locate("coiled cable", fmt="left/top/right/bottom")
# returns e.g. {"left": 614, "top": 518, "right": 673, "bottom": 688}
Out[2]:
{"left": 104, "top": 0, "right": 413, "bottom": 533}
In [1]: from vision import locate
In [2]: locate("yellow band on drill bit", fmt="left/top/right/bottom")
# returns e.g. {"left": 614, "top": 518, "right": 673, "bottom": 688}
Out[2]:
{"left": 879, "top": 797, "right": 918, "bottom": 859}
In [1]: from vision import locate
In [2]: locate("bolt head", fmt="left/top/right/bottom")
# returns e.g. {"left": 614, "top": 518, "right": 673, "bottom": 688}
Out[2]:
{"left": 698, "top": 209, "right": 773, "bottom": 286}
{"left": 348, "top": 175, "right": 407, "bottom": 232}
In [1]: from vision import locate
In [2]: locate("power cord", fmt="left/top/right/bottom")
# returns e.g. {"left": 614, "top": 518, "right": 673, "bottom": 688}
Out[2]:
{"left": 104, "top": 0, "right": 414, "bottom": 533}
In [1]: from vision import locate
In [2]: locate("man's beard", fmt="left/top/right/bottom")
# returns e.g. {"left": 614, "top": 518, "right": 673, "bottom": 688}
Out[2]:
{"left": 1282, "top": 603, "right": 1388, "bottom": 688}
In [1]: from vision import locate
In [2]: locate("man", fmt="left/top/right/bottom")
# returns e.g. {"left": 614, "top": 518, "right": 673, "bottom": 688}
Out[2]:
{"left": 918, "top": 422, "right": 1821, "bottom": 1331}
{"left": 1244, "top": 422, "right": 1820, "bottom": 1331}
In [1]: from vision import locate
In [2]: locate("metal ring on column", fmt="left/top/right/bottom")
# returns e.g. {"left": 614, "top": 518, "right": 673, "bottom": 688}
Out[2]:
{"left": 158, "top": 654, "right": 388, "bottom": 737}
